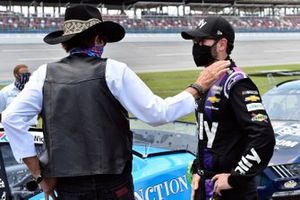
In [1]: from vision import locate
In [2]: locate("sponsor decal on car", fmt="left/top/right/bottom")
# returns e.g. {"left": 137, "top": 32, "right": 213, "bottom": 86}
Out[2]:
{"left": 276, "top": 139, "right": 298, "bottom": 148}
{"left": 251, "top": 113, "right": 268, "bottom": 123}
{"left": 32, "top": 133, "right": 44, "bottom": 144}
{"left": 246, "top": 103, "right": 265, "bottom": 112}
{"left": 245, "top": 95, "right": 260, "bottom": 102}
{"left": 283, "top": 180, "right": 297, "bottom": 189}
{"left": 273, "top": 124, "right": 300, "bottom": 136}
{"left": 134, "top": 175, "right": 189, "bottom": 200}
{"left": 0, "top": 133, "right": 8, "bottom": 143}
{"left": 207, "top": 96, "right": 220, "bottom": 104}
{"left": 0, "top": 131, "right": 43, "bottom": 144}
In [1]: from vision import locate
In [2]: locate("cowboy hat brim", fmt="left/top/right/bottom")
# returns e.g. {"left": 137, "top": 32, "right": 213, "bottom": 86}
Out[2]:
{"left": 43, "top": 21, "right": 125, "bottom": 45}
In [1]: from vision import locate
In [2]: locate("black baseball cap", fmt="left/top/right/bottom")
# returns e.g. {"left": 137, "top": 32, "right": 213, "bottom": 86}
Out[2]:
{"left": 181, "top": 16, "right": 235, "bottom": 45}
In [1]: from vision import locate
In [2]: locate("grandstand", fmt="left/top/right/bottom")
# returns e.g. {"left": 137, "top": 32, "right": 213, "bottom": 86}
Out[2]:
{"left": 1, "top": 0, "right": 300, "bottom": 33}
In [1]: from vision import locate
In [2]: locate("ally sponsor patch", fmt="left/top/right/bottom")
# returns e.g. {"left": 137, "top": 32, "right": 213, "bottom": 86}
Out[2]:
{"left": 246, "top": 103, "right": 265, "bottom": 112}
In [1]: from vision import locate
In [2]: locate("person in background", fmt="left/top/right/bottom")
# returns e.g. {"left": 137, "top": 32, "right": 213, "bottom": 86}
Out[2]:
{"left": 2, "top": 5, "right": 230, "bottom": 200}
{"left": 181, "top": 16, "right": 275, "bottom": 200}
{"left": 0, "top": 64, "right": 37, "bottom": 126}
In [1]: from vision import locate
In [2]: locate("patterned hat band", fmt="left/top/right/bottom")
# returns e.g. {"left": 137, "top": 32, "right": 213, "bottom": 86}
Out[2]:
{"left": 63, "top": 18, "right": 102, "bottom": 36}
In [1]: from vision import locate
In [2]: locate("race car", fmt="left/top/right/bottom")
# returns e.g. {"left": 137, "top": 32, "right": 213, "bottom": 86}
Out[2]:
{"left": 257, "top": 79, "right": 300, "bottom": 200}
{"left": 0, "top": 126, "right": 44, "bottom": 200}
{"left": 0, "top": 119, "right": 198, "bottom": 200}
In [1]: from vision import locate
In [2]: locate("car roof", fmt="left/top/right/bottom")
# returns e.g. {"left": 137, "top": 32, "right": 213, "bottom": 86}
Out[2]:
{"left": 276, "top": 79, "right": 300, "bottom": 88}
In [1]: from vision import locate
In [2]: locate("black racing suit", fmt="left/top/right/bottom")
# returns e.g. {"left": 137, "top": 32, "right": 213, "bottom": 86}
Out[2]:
{"left": 193, "top": 61, "right": 275, "bottom": 200}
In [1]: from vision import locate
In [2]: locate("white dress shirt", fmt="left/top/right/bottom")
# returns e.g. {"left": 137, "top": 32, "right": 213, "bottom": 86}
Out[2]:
{"left": 0, "top": 83, "right": 37, "bottom": 126}
{"left": 0, "top": 83, "right": 21, "bottom": 113}
{"left": 2, "top": 58, "right": 195, "bottom": 162}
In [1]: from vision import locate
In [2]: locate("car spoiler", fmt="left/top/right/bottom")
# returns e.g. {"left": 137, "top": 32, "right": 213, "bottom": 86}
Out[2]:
{"left": 132, "top": 149, "right": 195, "bottom": 159}
{"left": 249, "top": 70, "right": 300, "bottom": 77}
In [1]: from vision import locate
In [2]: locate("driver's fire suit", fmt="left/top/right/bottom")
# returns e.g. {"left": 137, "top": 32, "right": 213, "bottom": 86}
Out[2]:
{"left": 192, "top": 61, "right": 275, "bottom": 200}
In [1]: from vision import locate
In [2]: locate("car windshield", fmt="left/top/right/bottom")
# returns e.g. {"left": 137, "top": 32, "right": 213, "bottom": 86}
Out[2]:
{"left": 130, "top": 118, "right": 198, "bottom": 156}
{"left": 262, "top": 83, "right": 300, "bottom": 121}
{"left": 0, "top": 128, "right": 44, "bottom": 199}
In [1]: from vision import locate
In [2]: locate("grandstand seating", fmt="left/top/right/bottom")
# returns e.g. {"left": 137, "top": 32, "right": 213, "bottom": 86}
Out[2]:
{"left": 1, "top": 11, "right": 300, "bottom": 33}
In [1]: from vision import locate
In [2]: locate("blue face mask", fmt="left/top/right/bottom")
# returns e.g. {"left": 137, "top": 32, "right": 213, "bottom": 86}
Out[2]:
{"left": 15, "top": 72, "right": 31, "bottom": 91}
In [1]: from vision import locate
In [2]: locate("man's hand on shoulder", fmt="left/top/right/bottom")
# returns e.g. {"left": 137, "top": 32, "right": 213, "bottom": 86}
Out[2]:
{"left": 197, "top": 60, "right": 230, "bottom": 90}
{"left": 186, "top": 60, "right": 230, "bottom": 99}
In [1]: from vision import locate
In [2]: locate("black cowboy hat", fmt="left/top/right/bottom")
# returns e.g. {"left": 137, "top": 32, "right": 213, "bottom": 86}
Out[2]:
{"left": 44, "top": 5, "right": 125, "bottom": 45}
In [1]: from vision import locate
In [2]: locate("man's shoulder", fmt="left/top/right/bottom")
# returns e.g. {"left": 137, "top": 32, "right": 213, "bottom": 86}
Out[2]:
{"left": 223, "top": 68, "right": 249, "bottom": 98}
{"left": 106, "top": 58, "right": 129, "bottom": 75}
{"left": 106, "top": 58, "right": 127, "bottom": 68}
{"left": 1, "top": 83, "right": 16, "bottom": 93}
{"left": 0, "top": 84, "right": 18, "bottom": 101}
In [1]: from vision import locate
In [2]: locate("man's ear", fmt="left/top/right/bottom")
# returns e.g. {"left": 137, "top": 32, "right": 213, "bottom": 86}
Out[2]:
{"left": 218, "top": 38, "right": 228, "bottom": 53}
{"left": 14, "top": 73, "right": 19, "bottom": 79}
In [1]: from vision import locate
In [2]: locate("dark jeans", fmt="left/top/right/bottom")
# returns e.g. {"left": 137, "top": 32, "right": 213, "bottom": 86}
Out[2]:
{"left": 56, "top": 164, "right": 134, "bottom": 200}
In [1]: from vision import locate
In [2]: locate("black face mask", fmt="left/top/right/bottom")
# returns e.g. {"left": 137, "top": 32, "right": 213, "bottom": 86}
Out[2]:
{"left": 14, "top": 72, "right": 31, "bottom": 91}
{"left": 192, "top": 41, "right": 218, "bottom": 67}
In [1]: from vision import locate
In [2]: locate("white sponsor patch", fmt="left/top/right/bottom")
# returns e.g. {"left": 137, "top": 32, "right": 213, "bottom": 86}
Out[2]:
{"left": 205, "top": 105, "right": 219, "bottom": 111}
{"left": 242, "top": 90, "right": 259, "bottom": 95}
{"left": 211, "top": 85, "right": 223, "bottom": 95}
{"left": 246, "top": 103, "right": 265, "bottom": 112}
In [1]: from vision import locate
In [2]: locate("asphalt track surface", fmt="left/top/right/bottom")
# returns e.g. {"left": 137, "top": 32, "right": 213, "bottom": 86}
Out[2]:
{"left": 1, "top": 39, "right": 300, "bottom": 81}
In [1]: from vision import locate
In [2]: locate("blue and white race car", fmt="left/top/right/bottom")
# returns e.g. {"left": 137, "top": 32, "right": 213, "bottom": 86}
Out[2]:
{"left": 257, "top": 79, "right": 300, "bottom": 200}
{"left": 0, "top": 119, "right": 197, "bottom": 200}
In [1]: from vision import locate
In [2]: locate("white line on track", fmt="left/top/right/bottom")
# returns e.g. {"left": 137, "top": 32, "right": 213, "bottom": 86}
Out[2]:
{"left": 1, "top": 49, "right": 59, "bottom": 52}
{"left": 156, "top": 53, "right": 190, "bottom": 56}
{"left": 264, "top": 49, "right": 300, "bottom": 53}
{"left": 18, "top": 57, "right": 61, "bottom": 61}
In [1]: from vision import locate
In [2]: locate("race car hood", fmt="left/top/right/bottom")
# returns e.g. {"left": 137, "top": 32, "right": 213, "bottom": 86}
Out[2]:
{"left": 269, "top": 121, "right": 300, "bottom": 165}
{"left": 271, "top": 121, "right": 300, "bottom": 136}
